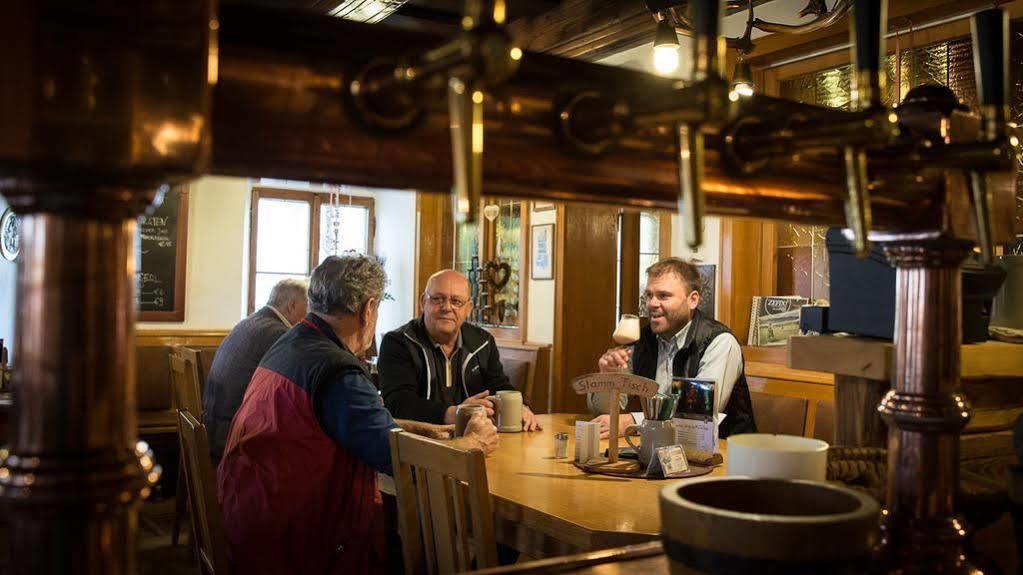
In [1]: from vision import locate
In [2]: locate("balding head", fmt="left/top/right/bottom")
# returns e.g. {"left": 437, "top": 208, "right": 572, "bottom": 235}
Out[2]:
{"left": 425, "top": 269, "right": 471, "bottom": 297}
{"left": 421, "top": 269, "right": 473, "bottom": 344}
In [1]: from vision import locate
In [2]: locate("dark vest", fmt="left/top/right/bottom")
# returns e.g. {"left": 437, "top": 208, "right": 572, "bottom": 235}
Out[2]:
{"left": 631, "top": 310, "right": 756, "bottom": 438}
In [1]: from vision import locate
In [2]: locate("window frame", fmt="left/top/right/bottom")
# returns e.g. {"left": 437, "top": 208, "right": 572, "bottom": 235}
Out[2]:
{"left": 248, "top": 187, "right": 375, "bottom": 313}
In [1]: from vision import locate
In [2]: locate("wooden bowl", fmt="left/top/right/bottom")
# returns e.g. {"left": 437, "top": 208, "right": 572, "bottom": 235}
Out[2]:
{"left": 660, "top": 477, "right": 879, "bottom": 574}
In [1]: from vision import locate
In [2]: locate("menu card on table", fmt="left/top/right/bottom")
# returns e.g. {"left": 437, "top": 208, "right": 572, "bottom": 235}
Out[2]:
{"left": 671, "top": 378, "right": 720, "bottom": 465}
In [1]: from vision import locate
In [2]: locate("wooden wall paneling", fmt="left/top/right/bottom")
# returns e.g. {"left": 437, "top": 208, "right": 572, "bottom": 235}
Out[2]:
{"left": 718, "top": 218, "right": 775, "bottom": 345}
{"left": 553, "top": 204, "right": 619, "bottom": 414}
{"left": 619, "top": 211, "right": 640, "bottom": 317}
{"left": 414, "top": 192, "right": 454, "bottom": 314}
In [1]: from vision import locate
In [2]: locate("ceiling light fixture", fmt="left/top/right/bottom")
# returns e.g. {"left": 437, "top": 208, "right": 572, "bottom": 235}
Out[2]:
{"left": 731, "top": 58, "right": 754, "bottom": 98}
{"left": 652, "top": 19, "right": 680, "bottom": 76}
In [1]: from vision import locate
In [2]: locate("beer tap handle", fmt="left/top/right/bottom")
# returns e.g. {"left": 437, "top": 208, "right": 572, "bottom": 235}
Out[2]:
{"left": 972, "top": 8, "right": 1009, "bottom": 140}
{"left": 850, "top": 0, "right": 887, "bottom": 111}
{"left": 678, "top": 123, "right": 705, "bottom": 250}
{"left": 968, "top": 8, "right": 1008, "bottom": 264}
{"left": 842, "top": 0, "right": 886, "bottom": 258}
{"left": 690, "top": 0, "right": 725, "bottom": 82}
{"left": 843, "top": 147, "right": 872, "bottom": 258}
{"left": 449, "top": 77, "right": 483, "bottom": 224}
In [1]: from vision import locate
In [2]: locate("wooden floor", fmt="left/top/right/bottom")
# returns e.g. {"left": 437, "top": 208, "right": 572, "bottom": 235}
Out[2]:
{"left": 139, "top": 499, "right": 195, "bottom": 575}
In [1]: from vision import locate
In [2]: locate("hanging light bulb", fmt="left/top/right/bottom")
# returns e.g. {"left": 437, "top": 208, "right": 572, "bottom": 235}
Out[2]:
{"left": 730, "top": 58, "right": 755, "bottom": 98}
{"left": 652, "top": 19, "right": 680, "bottom": 76}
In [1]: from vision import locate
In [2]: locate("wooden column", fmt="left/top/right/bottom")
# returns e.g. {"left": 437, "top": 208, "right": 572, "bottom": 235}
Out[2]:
{"left": 552, "top": 205, "right": 619, "bottom": 414}
{"left": 878, "top": 240, "right": 975, "bottom": 573}
{"left": 414, "top": 192, "right": 455, "bottom": 313}
{"left": 618, "top": 212, "right": 640, "bottom": 317}
{"left": 833, "top": 375, "right": 888, "bottom": 447}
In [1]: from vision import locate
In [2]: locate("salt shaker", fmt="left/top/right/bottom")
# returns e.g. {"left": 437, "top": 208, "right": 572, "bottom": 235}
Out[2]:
{"left": 553, "top": 432, "right": 569, "bottom": 459}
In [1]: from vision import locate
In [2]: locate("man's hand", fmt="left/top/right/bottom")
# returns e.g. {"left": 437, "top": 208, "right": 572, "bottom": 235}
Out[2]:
{"left": 598, "top": 346, "right": 632, "bottom": 373}
{"left": 443, "top": 390, "right": 496, "bottom": 424}
{"left": 521, "top": 405, "right": 542, "bottom": 432}
{"left": 590, "top": 412, "right": 636, "bottom": 439}
{"left": 462, "top": 411, "right": 499, "bottom": 455}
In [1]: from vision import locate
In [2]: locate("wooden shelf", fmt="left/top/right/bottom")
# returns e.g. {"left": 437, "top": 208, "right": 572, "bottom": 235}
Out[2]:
{"left": 788, "top": 336, "right": 1023, "bottom": 380}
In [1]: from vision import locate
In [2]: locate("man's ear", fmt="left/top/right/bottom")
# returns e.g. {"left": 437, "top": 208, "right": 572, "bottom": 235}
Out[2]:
{"left": 688, "top": 291, "right": 701, "bottom": 311}
{"left": 362, "top": 298, "right": 379, "bottom": 324}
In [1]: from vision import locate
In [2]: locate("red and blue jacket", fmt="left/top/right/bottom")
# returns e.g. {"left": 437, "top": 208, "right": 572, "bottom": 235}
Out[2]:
{"left": 217, "top": 313, "right": 397, "bottom": 574}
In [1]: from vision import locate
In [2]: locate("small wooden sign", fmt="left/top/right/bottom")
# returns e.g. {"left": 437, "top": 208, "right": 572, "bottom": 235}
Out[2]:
{"left": 570, "top": 373, "right": 660, "bottom": 398}
{"left": 570, "top": 372, "right": 659, "bottom": 472}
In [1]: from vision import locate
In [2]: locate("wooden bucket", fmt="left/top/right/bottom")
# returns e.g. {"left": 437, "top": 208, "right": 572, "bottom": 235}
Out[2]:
{"left": 660, "top": 477, "right": 879, "bottom": 574}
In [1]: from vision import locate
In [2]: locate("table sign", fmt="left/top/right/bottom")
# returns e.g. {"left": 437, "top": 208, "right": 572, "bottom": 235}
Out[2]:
{"left": 653, "top": 444, "right": 690, "bottom": 478}
{"left": 571, "top": 372, "right": 659, "bottom": 473}
{"left": 671, "top": 377, "right": 723, "bottom": 467}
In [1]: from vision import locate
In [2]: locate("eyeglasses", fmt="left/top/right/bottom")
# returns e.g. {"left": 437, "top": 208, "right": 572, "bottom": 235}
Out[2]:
{"left": 425, "top": 293, "right": 469, "bottom": 309}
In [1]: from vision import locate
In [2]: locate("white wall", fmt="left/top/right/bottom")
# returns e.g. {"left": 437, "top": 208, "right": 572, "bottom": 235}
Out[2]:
{"left": 138, "top": 176, "right": 250, "bottom": 331}
{"left": 671, "top": 214, "right": 723, "bottom": 319}
{"left": 0, "top": 196, "right": 16, "bottom": 360}
{"left": 372, "top": 189, "right": 417, "bottom": 340}
{"left": 526, "top": 206, "right": 557, "bottom": 344}
{"left": 137, "top": 177, "right": 418, "bottom": 342}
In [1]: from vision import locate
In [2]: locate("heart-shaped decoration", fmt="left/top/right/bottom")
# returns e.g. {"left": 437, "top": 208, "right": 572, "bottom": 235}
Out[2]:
{"left": 485, "top": 261, "right": 512, "bottom": 290}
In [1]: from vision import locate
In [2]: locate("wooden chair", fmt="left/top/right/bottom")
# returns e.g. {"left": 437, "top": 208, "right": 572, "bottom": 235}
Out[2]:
{"left": 388, "top": 429, "right": 498, "bottom": 574}
{"left": 169, "top": 346, "right": 203, "bottom": 546}
{"left": 177, "top": 410, "right": 231, "bottom": 575}
{"left": 749, "top": 391, "right": 808, "bottom": 437}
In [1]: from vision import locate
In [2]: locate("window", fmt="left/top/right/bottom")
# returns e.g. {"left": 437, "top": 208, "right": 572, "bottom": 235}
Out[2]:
{"left": 615, "top": 210, "right": 671, "bottom": 320}
{"left": 249, "top": 187, "right": 375, "bottom": 312}
{"left": 775, "top": 35, "right": 988, "bottom": 300}
{"left": 452, "top": 199, "right": 526, "bottom": 337}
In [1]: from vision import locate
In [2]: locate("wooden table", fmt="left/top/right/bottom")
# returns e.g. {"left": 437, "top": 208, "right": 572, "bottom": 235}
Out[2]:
{"left": 383, "top": 414, "right": 727, "bottom": 558}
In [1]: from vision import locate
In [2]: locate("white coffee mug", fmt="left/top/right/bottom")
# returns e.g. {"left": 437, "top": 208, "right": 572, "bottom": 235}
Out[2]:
{"left": 493, "top": 390, "right": 523, "bottom": 432}
{"left": 726, "top": 434, "right": 828, "bottom": 481}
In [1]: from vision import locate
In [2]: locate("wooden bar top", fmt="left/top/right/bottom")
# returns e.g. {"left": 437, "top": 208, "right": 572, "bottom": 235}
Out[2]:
{"left": 788, "top": 335, "right": 1023, "bottom": 380}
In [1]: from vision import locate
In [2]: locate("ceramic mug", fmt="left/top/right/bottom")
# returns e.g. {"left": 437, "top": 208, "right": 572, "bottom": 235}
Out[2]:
{"left": 493, "top": 390, "right": 523, "bottom": 432}
{"left": 624, "top": 419, "right": 676, "bottom": 467}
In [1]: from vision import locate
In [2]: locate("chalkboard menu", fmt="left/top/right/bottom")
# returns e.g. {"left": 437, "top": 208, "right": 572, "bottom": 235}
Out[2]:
{"left": 137, "top": 187, "right": 188, "bottom": 321}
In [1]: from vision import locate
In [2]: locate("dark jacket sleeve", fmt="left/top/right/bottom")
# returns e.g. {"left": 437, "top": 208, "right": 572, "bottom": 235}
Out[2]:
{"left": 378, "top": 332, "right": 449, "bottom": 424}
{"left": 316, "top": 371, "right": 399, "bottom": 475}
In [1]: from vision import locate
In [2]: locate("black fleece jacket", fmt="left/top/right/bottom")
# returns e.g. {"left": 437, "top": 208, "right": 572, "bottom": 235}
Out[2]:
{"left": 378, "top": 318, "right": 516, "bottom": 424}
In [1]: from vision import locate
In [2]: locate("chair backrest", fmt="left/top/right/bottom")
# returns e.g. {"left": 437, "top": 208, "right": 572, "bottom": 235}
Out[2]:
{"left": 388, "top": 429, "right": 497, "bottom": 574}
{"left": 750, "top": 391, "right": 809, "bottom": 437}
{"left": 812, "top": 400, "right": 836, "bottom": 443}
{"left": 177, "top": 410, "right": 231, "bottom": 575}
{"left": 502, "top": 357, "right": 534, "bottom": 398}
{"left": 169, "top": 346, "right": 203, "bottom": 416}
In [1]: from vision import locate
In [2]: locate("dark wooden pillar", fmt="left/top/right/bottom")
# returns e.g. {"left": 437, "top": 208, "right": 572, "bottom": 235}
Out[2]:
{"left": 878, "top": 239, "right": 976, "bottom": 573}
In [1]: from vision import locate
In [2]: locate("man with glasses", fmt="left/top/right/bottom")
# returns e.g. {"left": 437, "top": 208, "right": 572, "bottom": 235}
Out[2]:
{"left": 589, "top": 258, "right": 755, "bottom": 439}
{"left": 379, "top": 269, "right": 541, "bottom": 431}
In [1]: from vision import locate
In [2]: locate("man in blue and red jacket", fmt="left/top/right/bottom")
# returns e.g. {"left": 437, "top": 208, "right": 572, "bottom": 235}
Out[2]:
{"left": 217, "top": 255, "right": 498, "bottom": 575}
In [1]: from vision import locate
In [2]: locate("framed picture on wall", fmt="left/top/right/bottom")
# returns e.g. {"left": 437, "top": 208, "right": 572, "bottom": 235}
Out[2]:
{"left": 532, "top": 201, "right": 555, "bottom": 212}
{"left": 531, "top": 223, "right": 554, "bottom": 280}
